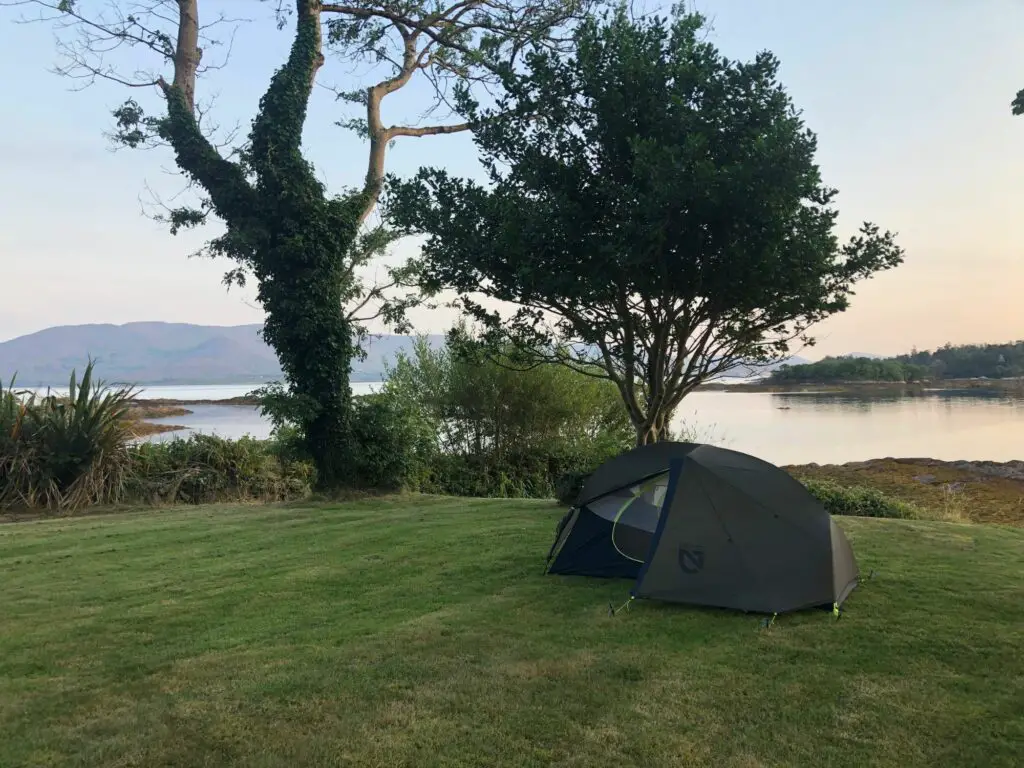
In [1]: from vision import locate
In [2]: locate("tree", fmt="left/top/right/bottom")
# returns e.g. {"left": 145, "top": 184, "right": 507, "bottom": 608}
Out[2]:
{"left": 386, "top": 7, "right": 906, "bottom": 445}
{"left": 380, "top": 328, "right": 632, "bottom": 496}
{"left": 5, "top": 0, "right": 589, "bottom": 487}
{"left": 898, "top": 341, "right": 1024, "bottom": 379}
{"left": 384, "top": 330, "right": 632, "bottom": 459}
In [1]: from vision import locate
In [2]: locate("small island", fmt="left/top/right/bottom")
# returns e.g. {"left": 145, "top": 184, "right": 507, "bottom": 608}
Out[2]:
{"left": 700, "top": 340, "right": 1024, "bottom": 393}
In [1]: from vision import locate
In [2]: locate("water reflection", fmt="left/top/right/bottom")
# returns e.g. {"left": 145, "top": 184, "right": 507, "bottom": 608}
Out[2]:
{"left": 139, "top": 387, "right": 1024, "bottom": 465}
{"left": 670, "top": 389, "right": 1024, "bottom": 464}
{"left": 772, "top": 390, "right": 1024, "bottom": 413}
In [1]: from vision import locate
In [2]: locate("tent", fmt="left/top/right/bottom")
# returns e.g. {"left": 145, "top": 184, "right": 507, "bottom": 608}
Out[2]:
{"left": 546, "top": 442, "right": 858, "bottom": 614}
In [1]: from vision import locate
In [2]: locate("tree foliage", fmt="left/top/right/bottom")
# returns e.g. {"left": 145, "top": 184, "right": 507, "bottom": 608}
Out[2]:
{"left": 898, "top": 341, "right": 1024, "bottom": 380}
{"left": 379, "top": 329, "right": 633, "bottom": 495}
{"left": 769, "top": 357, "right": 929, "bottom": 384}
{"left": 5, "top": 0, "right": 590, "bottom": 487}
{"left": 6, "top": 0, "right": 593, "bottom": 337}
{"left": 772, "top": 341, "right": 1024, "bottom": 383}
{"left": 386, "top": 7, "right": 906, "bottom": 445}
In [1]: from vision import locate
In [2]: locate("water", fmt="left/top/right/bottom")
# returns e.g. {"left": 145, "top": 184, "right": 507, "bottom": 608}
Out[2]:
{"left": 676, "top": 389, "right": 1024, "bottom": 464}
{"left": 137, "top": 383, "right": 381, "bottom": 444}
{"left": 144, "top": 404, "right": 275, "bottom": 443}
{"left": 44, "top": 382, "right": 1023, "bottom": 464}
{"left": 24, "top": 383, "right": 382, "bottom": 401}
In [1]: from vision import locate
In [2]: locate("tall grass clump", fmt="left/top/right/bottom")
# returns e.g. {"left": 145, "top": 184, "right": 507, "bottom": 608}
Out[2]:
{"left": 0, "top": 362, "right": 136, "bottom": 511}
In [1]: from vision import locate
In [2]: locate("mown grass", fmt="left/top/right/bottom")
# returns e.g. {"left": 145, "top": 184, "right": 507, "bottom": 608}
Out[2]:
{"left": 1, "top": 498, "right": 1022, "bottom": 767}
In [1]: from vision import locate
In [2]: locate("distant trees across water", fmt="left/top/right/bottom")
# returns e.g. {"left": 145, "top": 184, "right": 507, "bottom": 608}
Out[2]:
{"left": 769, "top": 341, "right": 1024, "bottom": 383}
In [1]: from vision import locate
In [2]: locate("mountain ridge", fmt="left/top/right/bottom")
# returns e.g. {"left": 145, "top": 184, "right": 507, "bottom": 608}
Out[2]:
{"left": 0, "top": 322, "right": 437, "bottom": 386}
{"left": 0, "top": 321, "right": 816, "bottom": 386}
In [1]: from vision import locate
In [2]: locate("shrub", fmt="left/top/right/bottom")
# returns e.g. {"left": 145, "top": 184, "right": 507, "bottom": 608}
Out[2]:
{"left": 375, "top": 330, "right": 634, "bottom": 498}
{"left": 800, "top": 478, "right": 921, "bottom": 519}
{"left": 0, "top": 363, "right": 136, "bottom": 511}
{"left": 418, "top": 449, "right": 601, "bottom": 499}
{"left": 349, "top": 393, "right": 436, "bottom": 491}
{"left": 128, "top": 434, "right": 314, "bottom": 505}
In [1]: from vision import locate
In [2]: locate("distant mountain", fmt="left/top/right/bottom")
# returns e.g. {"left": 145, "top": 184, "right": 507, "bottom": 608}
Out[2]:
{"left": 0, "top": 322, "right": 442, "bottom": 386}
{"left": 839, "top": 352, "right": 885, "bottom": 360}
{"left": 0, "top": 321, "right": 832, "bottom": 386}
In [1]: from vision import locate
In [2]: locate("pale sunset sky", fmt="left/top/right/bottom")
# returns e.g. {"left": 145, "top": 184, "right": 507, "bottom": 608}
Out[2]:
{"left": 1, "top": 0, "right": 1022, "bottom": 358}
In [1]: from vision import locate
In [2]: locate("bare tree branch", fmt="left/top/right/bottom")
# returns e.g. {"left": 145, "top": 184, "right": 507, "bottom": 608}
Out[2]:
{"left": 388, "top": 120, "right": 472, "bottom": 137}
{"left": 320, "top": 0, "right": 595, "bottom": 223}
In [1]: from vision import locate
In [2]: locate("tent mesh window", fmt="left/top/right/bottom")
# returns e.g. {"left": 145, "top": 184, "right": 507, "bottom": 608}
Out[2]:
{"left": 587, "top": 473, "right": 669, "bottom": 563}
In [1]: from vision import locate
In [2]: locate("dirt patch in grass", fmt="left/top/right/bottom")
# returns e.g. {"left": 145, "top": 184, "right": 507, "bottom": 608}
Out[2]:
{"left": 786, "top": 458, "right": 1024, "bottom": 526}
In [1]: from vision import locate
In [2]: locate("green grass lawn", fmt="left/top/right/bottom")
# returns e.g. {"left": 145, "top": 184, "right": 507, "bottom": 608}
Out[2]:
{"left": 1, "top": 499, "right": 1022, "bottom": 767}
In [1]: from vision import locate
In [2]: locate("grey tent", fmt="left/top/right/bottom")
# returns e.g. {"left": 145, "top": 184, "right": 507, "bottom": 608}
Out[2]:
{"left": 546, "top": 442, "right": 858, "bottom": 614}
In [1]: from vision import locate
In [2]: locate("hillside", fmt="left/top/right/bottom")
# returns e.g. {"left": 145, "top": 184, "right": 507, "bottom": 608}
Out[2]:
{"left": 0, "top": 500, "right": 1020, "bottom": 766}
{"left": 769, "top": 341, "right": 1024, "bottom": 384}
{"left": 0, "top": 322, "right": 810, "bottom": 385}
{"left": 0, "top": 322, "right": 442, "bottom": 385}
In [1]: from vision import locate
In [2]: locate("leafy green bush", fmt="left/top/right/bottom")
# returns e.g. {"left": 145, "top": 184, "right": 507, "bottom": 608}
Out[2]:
{"left": 128, "top": 434, "right": 314, "bottom": 505}
{"left": 372, "top": 331, "right": 633, "bottom": 498}
{"left": 1, "top": 363, "right": 136, "bottom": 511}
{"left": 417, "top": 449, "right": 601, "bottom": 499}
{"left": 349, "top": 393, "right": 436, "bottom": 491}
{"left": 801, "top": 478, "right": 921, "bottom": 519}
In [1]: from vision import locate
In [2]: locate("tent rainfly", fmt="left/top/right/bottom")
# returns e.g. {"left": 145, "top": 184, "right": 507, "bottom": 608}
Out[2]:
{"left": 546, "top": 442, "right": 859, "bottom": 614}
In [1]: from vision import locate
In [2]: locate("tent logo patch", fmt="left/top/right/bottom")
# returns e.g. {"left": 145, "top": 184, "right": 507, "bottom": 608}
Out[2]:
{"left": 677, "top": 545, "right": 705, "bottom": 574}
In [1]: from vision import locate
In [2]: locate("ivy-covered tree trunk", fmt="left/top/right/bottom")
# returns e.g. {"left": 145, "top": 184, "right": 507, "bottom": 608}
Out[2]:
{"left": 246, "top": 1, "right": 363, "bottom": 488}
{"left": 156, "top": 0, "right": 363, "bottom": 488}
{"left": 258, "top": 236, "right": 358, "bottom": 489}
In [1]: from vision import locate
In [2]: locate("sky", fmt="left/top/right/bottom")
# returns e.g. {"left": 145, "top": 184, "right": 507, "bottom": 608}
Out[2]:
{"left": 1, "top": 0, "right": 1022, "bottom": 358}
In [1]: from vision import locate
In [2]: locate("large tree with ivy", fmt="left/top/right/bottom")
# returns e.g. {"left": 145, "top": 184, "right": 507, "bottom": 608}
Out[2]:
{"left": 3, "top": 0, "right": 589, "bottom": 486}
{"left": 387, "top": 7, "right": 906, "bottom": 445}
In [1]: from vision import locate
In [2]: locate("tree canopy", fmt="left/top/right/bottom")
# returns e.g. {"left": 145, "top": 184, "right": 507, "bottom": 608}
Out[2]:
{"left": 769, "top": 357, "right": 929, "bottom": 384}
{"left": 386, "top": 7, "right": 906, "bottom": 444}
{"left": 898, "top": 341, "right": 1024, "bottom": 380}
{"left": 771, "top": 341, "right": 1024, "bottom": 383}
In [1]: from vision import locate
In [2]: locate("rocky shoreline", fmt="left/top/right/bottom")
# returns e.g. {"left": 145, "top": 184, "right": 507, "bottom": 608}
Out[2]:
{"left": 134, "top": 397, "right": 258, "bottom": 407}
{"left": 795, "top": 457, "right": 1024, "bottom": 482}
{"left": 787, "top": 457, "right": 1024, "bottom": 526}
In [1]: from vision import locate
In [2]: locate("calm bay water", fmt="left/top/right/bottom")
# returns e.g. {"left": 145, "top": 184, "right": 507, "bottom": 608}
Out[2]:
{"left": 46, "top": 382, "right": 1024, "bottom": 465}
{"left": 134, "top": 383, "right": 380, "bottom": 445}
{"left": 677, "top": 389, "right": 1024, "bottom": 464}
